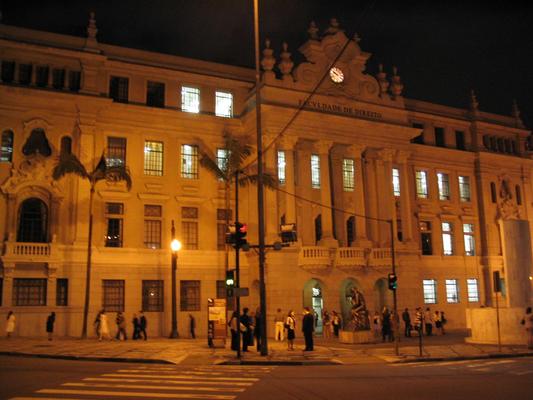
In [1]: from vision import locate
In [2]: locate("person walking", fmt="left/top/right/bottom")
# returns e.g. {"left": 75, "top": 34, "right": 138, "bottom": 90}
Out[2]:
{"left": 139, "top": 311, "right": 147, "bottom": 340}
{"left": 286, "top": 310, "right": 296, "bottom": 350}
{"left": 132, "top": 314, "right": 140, "bottom": 340}
{"left": 99, "top": 310, "right": 111, "bottom": 341}
{"left": 402, "top": 308, "right": 411, "bottom": 337}
{"left": 302, "top": 307, "right": 314, "bottom": 351}
{"left": 274, "top": 308, "right": 285, "bottom": 341}
{"left": 440, "top": 311, "right": 447, "bottom": 334}
{"left": 46, "top": 312, "right": 56, "bottom": 341}
{"left": 228, "top": 311, "right": 240, "bottom": 351}
{"left": 322, "top": 310, "right": 331, "bottom": 339}
{"left": 189, "top": 314, "right": 196, "bottom": 339}
{"left": 413, "top": 307, "right": 423, "bottom": 336}
{"left": 332, "top": 310, "right": 341, "bottom": 337}
{"left": 240, "top": 308, "right": 252, "bottom": 352}
{"left": 372, "top": 311, "right": 381, "bottom": 339}
{"left": 94, "top": 310, "right": 102, "bottom": 338}
{"left": 381, "top": 307, "right": 391, "bottom": 342}
{"left": 521, "top": 307, "right": 533, "bottom": 349}
{"left": 254, "top": 308, "right": 262, "bottom": 351}
{"left": 6, "top": 311, "right": 15, "bottom": 338}
{"left": 424, "top": 307, "right": 433, "bottom": 336}
{"left": 115, "top": 312, "right": 127, "bottom": 340}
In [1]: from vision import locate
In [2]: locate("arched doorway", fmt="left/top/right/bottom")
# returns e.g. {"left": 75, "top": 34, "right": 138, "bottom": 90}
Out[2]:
{"left": 303, "top": 279, "right": 324, "bottom": 334}
{"left": 17, "top": 198, "right": 48, "bottom": 242}
{"left": 373, "top": 278, "right": 393, "bottom": 313}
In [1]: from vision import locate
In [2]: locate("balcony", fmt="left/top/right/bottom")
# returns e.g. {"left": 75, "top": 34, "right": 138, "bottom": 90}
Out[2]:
{"left": 2, "top": 241, "right": 58, "bottom": 263}
{"left": 298, "top": 246, "right": 333, "bottom": 274}
{"left": 368, "top": 248, "right": 392, "bottom": 268}
{"left": 335, "top": 247, "right": 367, "bottom": 273}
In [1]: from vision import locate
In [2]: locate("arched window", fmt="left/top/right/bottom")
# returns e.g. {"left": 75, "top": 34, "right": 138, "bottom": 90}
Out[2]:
{"left": 60, "top": 136, "right": 72, "bottom": 155}
{"left": 516, "top": 185, "right": 522, "bottom": 205}
{"left": 1, "top": 130, "right": 14, "bottom": 162}
{"left": 17, "top": 198, "right": 48, "bottom": 243}
{"left": 346, "top": 216, "right": 355, "bottom": 246}
{"left": 490, "top": 182, "right": 497, "bottom": 203}
{"left": 22, "top": 128, "right": 52, "bottom": 157}
{"left": 314, "top": 214, "right": 322, "bottom": 244}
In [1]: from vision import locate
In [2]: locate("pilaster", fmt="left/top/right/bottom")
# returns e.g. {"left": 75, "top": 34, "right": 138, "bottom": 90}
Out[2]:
{"left": 2, "top": 263, "right": 15, "bottom": 307}
{"left": 315, "top": 140, "right": 337, "bottom": 247}
{"left": 396, "top": 150, "right": 414, "bottom": 244}
{"left": 348, "top": 144, "right": 371, "bottom": 246}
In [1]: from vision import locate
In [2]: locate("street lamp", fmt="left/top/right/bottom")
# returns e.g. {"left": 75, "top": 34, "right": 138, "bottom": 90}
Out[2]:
{"left": 170, "top": 220, "right": 182, "bottom": 339}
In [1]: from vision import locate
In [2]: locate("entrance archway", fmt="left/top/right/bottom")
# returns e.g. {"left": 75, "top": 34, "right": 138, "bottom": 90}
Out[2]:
{"left": 303, "top": 279, "right": 324, "bottom": 334}
{"left": 373, "top": 278, "right": 393, "bottom": 313}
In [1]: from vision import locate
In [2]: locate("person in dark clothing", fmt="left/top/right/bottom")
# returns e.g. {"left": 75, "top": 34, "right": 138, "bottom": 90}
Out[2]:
{"left": 115, "top": 312, "right": 127, "bottom": 340}
{"left": 132, "top": 314, "right": 140, "bottom": 340}
{"left": 228, "top": 311, "right": 239, "bottom": 351}
{"left": 402, "top": 308, "right": 412, "bottom": 337}
{"left": 46, "top": 312, "right": 55, "bottom": 341}
{"left": 240, "top": 308, "right": 252, "bottom": 352}
{"left": 139, "top": 311, "right": 147, "bottom": 340}
{"left": 381, "top": 307, "right": 391, "bottom": 342}
{"left": 302, "top": 307, "right": 315, "bottom": 351}
{"left": 254, "top": 308, "right": 262, "bottom": 352}
{"left": 189, "top": 314, "right": 196, "bottom": 339}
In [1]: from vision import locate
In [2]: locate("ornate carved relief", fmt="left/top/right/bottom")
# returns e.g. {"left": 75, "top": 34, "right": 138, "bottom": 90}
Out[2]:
{"left": 497, "top": 176, "right": 520, "bottom": 220}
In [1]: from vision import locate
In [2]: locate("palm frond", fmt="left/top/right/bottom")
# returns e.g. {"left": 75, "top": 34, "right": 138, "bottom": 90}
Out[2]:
{"left": 105, "top": 166, "right": 133, "bottom": 191}
{"left": 238, "top": 172, "right": 277, "bottom": 189}
{"left": 52, "top": 153, "right": 89, "bottom": 181}
{"left": 200, "top": 151, "right": 226, "bottom": 181}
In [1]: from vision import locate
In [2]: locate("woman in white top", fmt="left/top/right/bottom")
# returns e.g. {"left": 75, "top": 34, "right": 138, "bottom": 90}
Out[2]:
{"left": 6, "top": 311, "right": 15, "bottom": 338}
{"left": 99, "top": 311, "right": 111, "bottom": 340}
{"left": 286, "top": 311, "right": 296, "bottom": 350}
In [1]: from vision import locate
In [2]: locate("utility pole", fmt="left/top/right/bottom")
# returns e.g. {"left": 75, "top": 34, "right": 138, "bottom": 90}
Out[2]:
{"left": 390, "top": 220, "right": 399, "bottom": 356}
{"left": 235, "top": 171, "right": 241, "bottom": 359}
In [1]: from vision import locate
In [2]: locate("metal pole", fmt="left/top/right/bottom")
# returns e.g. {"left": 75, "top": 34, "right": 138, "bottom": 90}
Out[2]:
{"left": 253, "top": 0, "right": 268, "bottom": 357}
{"left": 495, "top": 292, "right": 501, "bottom": 352}
{"left": 170, "top": 220, "right": 179, "bottom": 338}
{"left": 235, "top": 171, "right": 241, "bottom": 359}
{"left": 390, "top": 220, "right": 399, "bottom": 356}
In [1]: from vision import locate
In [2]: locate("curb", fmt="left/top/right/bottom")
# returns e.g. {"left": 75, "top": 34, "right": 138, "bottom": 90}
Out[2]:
{"left": 217, "top": 359, "right": 342, "bottom": 366}
{"left": 0, "top": 351, "right": 173, "bottom": 365}
{"left": 390, "top": 352, "right": 533, "bottom": 364}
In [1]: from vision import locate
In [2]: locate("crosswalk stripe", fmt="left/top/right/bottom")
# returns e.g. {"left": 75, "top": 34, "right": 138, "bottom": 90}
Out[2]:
{"left": 84, "top": 377, "right": 253, "bottom": 386}
{"left": 37, "top": 389, "right": 236, "bottom": 399}
{"left": 117, "top": 369, "right": 228, "bottom": 376}
{"left": 103, "top": 373, "right": 259, "bottom": 382}
{"left": 62, "top": 382, "right": 245, "bottom": 392}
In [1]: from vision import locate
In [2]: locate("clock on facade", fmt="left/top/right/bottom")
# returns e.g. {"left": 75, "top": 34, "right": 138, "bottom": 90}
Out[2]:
{"left": 329, "top": 67, "right": 344, "bottom": 83}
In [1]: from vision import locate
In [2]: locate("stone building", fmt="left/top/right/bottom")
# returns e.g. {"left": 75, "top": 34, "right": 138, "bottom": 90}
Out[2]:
{"left": 0, "top": 16, "right": 531, "bottom": 340}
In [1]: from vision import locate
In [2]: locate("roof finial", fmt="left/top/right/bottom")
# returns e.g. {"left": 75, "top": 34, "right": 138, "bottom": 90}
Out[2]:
{"left": 511, "top": 99, "right": 524, "bottom": 128}
{"left": 469, "top": 89, "right": 479, "bottom": 112}
{"left": 376, "top": 64, "right": 389, "bottom": 96}
{"left": 261, "top": 38, "right": 276, "bottom": 79}
{"left": 389, "top": 66, "right": 403, "bottom": 99}
{"left": 278, "top": 42, "right": 294, "bottom": 82}
{"left": 324, "top": 18, "right": 341, "bottom": 35}
{"left": 84, "top": 11, "right": 100, "bottom": 53}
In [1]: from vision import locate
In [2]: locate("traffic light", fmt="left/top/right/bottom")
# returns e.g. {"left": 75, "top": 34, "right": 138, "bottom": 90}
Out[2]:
{"left": 235, "top": 222, "right": 248, "bottom": 248}
{"left": 226, "top": 270, "right": 235, "bottom": 297}
{"left": 388, "top": 273, "right": 398, "bottom": 291}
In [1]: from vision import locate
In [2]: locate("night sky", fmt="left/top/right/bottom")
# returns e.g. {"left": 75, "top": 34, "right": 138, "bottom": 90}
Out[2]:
{"left": 2, "top": 0, "right": 532, "bottom": 130}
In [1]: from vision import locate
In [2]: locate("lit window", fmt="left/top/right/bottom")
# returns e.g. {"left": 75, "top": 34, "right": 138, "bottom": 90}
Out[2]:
{"left": 182, "top": 207, "right": 198, "bottom": 250}
{"left": 107, "top": 137, "right": 127, "bottom": 167}
{"left": 1, "top": 130, "right": 14, "bottom": 162}
{"left": 437, "top": 172, "right": 450, "bottom": 200}
{"left": 144, "top": 141, "right": 163, "bottom": 176}
{"left": 415, "top": 170, "right": 428, "bottom": 198}
{"left": 311, "top": 154, "right": 320, "bottom": 189}
{"left": 181, "top": 144, "right": 198, "bottom": 179}
{"left": 142, "top": 280, "right": 164, "bottom": 311}
{"left": 458, "top": 176, "right": 471, "bottom": 202}
{"left": 181, "top": 86, "right": 200, "bottom": 113}
{"left": 215, "top": 91, "right": 233, "bottom": 118}
{"left": 216, "top": 148, "right": 229, "bottom": 174}
{"left": 392, "top": 168, "right": 401, "bottom": 196}
{"left": 144, "top": 205, "right": 162, "bottom": 249}
{"left": 105, "top": 202, "right": 123, "bottom": 248}
{"left": 423, "top": 279, "right": 437, "bottom": 304}
{"left": 343, "top": 158, "right": 355, "bottom": 192}
{"left": 278, "top": 150, "right": 286, "bottom": 185}
{"left": 466, "top": 278, "right": 479, "bottom": 302}
{"left": 420, "top": 221, "right": 433, "bottom": 255}
{"left": 442, "top": 221, "right": 454, "bottom": 256}
{"left": 445, "top": 279, "right": 459, "bottom": 303}
{"left": 463, "top": 223, "right": 475, "bottom": 256}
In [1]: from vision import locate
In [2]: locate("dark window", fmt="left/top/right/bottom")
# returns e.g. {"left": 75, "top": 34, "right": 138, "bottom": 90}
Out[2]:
{"left": 346, "top": 216, "right": 355, "bottom": 246}
{"left": 1, "top": 130, "right": 14, "bottom": 162}
{"left": 182, "top": 207, "right": 198, "bottom": 250}
{"left": 315, "top": 214, "right": 322, "bottom": 244}
{"left": 102, "top": 280, "right": 125, "bottom": 312}
{"left": 56, "top": 278, "right": 68, "bottom": 306}
{"left": 411, "top": 123, "right": 424, "bottom": 144}
{"left": 52, "top": 68, "right": 65, "bottom": 89}
{"left": 35, "top": 66, "right": 49, "bottom": 87}
{"left": 17, "top": 198, "right": 48, "bottom": 243}
{"left": 1, "top": 61, "right": 15, "bottom": 83}
{"left": 511, "top": 141, "right": 517, "bottom": 154}
{"left": 397, "top": 219, "right": 403, "bottom": 242}
{"left": 455, "top": 131, "right": 465, "bottom": 150}
{"left": 217, "top": 208, "right": 232, "bottom": 250}
{"left": 420, "top": 221, "right": 433, "bottom": 255}
{"left": 109, "top": 76, "right": 129, "bottom": 103}
{"left": 142, "top": 280, "right": 164, "bottom": 312}
{"left": 0, "top": 278, "right": 3, "bottom": 306}
{"left": 68, "top": 71, "right": 81, "bottom": 92}
{"left": 106, "top": 137, "right": 127, "bottom": 167}
{"left": 180, "top": 280, "right": 200, "bottom": 311}
{"left": 516, "top": 185, "right": 522, "bottom": 205}
{"left": 490, "top": 137, "right": 497, "bottom": 151}
{"left": 435, "top": 127, "right": 445, "bottom": 147}
{"left": 144, "top": 205, "right": 162, "bottom": 249}
{"left": 22, "top": 128, "right": 52, "bottom": 157}
{"left": 13, "top": 278, "right": 47, "bottom": 306}
{"left": 482, "top": 135, "right": 490, "bottom": 150}
{"left": 504, "top": 139, "right": 512, "bottom": 154}
{"left": 60, "top": 136, "right": 72, "bottom": 155}
{"left": 497, "top": 138, "right": 505, "bottom": 153}
{"left": 490, "top": 182, "right": 497, "bottom": 203}
{"left": 18, "top": 64, "right": 32, "bottom": 85}
{"left": 105, "top": 202, "right": 123, "bottom": 247}
{"left": 216, "top": 280, "right": 226, "bottom": 299}
{"left": 147, "top": 81, "right": 165, "bottom": 108}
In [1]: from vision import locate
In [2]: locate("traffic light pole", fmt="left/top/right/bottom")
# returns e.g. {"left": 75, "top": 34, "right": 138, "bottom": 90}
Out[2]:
{"left": 390, "top": 220, "right": 399, "bottom": 356}
{"left": 235, "top": 171, "right": 241, "bottom": 359}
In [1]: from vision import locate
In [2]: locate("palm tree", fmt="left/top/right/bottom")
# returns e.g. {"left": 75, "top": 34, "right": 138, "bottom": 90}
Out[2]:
{"left": 53, "top": 151, "right": 132, "bottom": 338}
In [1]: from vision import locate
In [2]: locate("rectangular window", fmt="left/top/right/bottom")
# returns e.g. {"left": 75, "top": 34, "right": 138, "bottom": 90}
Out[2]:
{"left": 215, "top": 91, "right": 233, "bottom": 117}
{"left": 52, "top": 68, "right": 65, "bottom": 89}
{"left": 467, "top": 278, "right": 479, "bottom": 302}
{"left": 142, "top": 280, "right": 164, "bottom": 312}
{"left": 422, "top": 279, "right": 437, "bottom": 304}
{"left": 1, "top": 130, "right": 14, "bottom": 163}
{"left": 182, "top": 207, "right": 198, "bottom": 250}
{"left": 217, "top": 208, "right": 232, "bottom": 250}
{"left": 105, "top": 202, "right": 123, "bottom": 247}
{"left": 411, "top": 123, "right": 424, "bottom": 144}
{"left": 445, "top": 279, "right": 459, "bottom": 303}
{"left": 13, "top": 278, "right": 47, "bottom": 306}
{"left": 458, "top": 175, "right": 471, "bottom": 202}
{"left": 463, "top": 223, "right": 475, "bottom": 256}
{"left": 107, "top": 136, "right": 127, "bottom": 167}
{"left": 216, "top": 280, "right": 226, "bottom": 299}
{"left": 437, "top": 172, "right": 450, "bottom": 200}
{"left": 102, "top": 280, "right": 125, "bottom": 312}
{"left": 216, "top": 148, "right": 229, "bottom": 174}
{"left": 35, "top": 66, "right": 49, "bottom": 87}
{"left": 146, "top": 81, "right": 165, "bottom": 108}
{"left": 278, "top": 150, "right": 286, "bottom": 185}
{"left": 18, "top": 64, "right": 32, "bottom": 85}
{"left": 180, "top": 280, "right": 200, "bottom": 311}
{"left": 343, "top": 158, "right": 355, "bottom": 192}
{"left": 1, "top": 61, "right": 15, "bottom": 83}
{"left": 144, "top": 140, "right": 163, "bottom": 176}
{"left": 442, "top": 221, "right": 454, "bottom": 256}
{"left": 456, "top": 131, "right": 466, "bottom": 150}
{"left": 181, "top": 86, "right": 200, "bottom": 113}
{"left": 68, "top": 71, "right": 81, "bottom": 92}
{"left": 420, "top": 221, "right": 433, "bottom": 255}
{"left": 415, "top": 170, "right": 428, "bottom": 199}
{"left": 392, "top": 168, "right": 401, "bottom": 196}
{"left": 311, "top": 154, "right": 320, "bottom": 189}
{"left": 109, "top": 76, "right": 129, "bottom": 103}
{"left": 181, "top": 144, "right": 199, "bottom": 179}
{"left": 435, "top": 127, "right": 445, "bottom": 147}
{"left": 56, "top": 278, "right": 68, "bottom": 306}
{"left": 144, "top": 205, "right": 162, "bottom": 249}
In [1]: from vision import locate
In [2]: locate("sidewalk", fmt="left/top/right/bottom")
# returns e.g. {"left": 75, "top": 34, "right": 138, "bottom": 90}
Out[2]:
{"left": 0, "top": 332, "right": 531, "bottom": 366}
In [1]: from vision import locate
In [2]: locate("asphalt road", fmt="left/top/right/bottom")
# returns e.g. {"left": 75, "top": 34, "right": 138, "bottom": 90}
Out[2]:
{"left": 0, "top": 355, "right": 532, "bottom": 400}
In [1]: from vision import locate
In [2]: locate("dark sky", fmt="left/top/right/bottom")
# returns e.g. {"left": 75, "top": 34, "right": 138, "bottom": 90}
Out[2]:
{"left": 2, "top": 0, "right": 532, "bottom": 129}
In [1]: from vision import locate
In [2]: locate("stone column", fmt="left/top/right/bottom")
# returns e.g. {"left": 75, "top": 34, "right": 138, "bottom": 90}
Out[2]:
{"left": 47, "top": 263, "right": 58, "bottom": 307}
{"left": 349, "top": 145, "right": 371, "bottom": 247}
{"left": 264, "top": 133, "right": 279, "bottom": 244}
{"left": 315, "top": 140, "right": 337, "bottom": 247}
{"left": 6, "top": 195, "right": 17, "bottom": 237}
{"left": 278, "top": 136, "right": 298, "bottom": 226}
{"left": 396, "top": 151, "right": 414, "bottom": 243}
{"left": 376, "top": 149, "right": 395, "bottom": 246}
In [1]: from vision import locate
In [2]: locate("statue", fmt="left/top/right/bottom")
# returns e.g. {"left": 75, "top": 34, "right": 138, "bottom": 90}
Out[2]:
{"left": 346, "top": 287, "right": 370, "bottom": 331}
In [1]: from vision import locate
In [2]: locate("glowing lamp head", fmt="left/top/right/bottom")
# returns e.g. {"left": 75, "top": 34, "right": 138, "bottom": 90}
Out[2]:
{"left": 170, "top": 239, "right": 182, "bottom": 252}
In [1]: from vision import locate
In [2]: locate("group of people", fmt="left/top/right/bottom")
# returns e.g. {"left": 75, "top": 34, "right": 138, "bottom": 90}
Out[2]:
{"left": 93, "top": 310, "right": 147, "bottom": 341}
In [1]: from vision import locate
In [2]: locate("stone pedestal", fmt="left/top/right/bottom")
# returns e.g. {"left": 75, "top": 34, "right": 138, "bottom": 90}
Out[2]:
{"left": 339, "top": 330, "right": 375, "bottom": 344}
{"left": 466, "top": 307, "right": 527, "bottom": 345}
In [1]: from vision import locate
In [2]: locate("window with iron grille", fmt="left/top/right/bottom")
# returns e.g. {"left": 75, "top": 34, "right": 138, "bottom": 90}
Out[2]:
{"left": 181, "top": 86, "right": 200, "bottom": 113}
{"left": 1, "top": 130, "right": 14, "bottom": 162}
{"left": 216, "top": 280, "right": 226, "bottom": 299}
{"left": 415, "top": 170, "right": 428, "bottom": 198}
{"left": 181, "top": 144, "right": 198, "bottom": 179}
{"left": 56, "top": 278, "right": 68, "bottom": 306}
{"left": 422, "top": 279, "right": 437, "bottom": 304}
{"left": 144, "top": 140, "right": 163, "bottom": 176}
{"left": 52, "top": 68, "right": 65, "bottom": 89}
{"left": 105, "top": 202, "right": 123, "bottom": 247}
{"left": 420, "top": 221, "right": 433, "bottom": 255}
{"left": 343, "top": 158, "right": 355, "bottom": 192}
{"left": 68, "top": 71, "right": 81, "bottom": 92}
{"left": 278, "top": 151, "right": 286, "bottom": 185}
{"left": 36, "top": 66, "right": 49, "bottom": 87}
{"left": 18, "top": 64, "right": 32, "bottom": 85}
{"left": 182, "top": 207, "right": 198, "bottom": 250}
{"left": 463, "top": 223, "right": 475, "bottom": 256}
{"left": 442, "top": 221, "right": 454, "bottom": 256}
{"left": 437, "top": 172, "right": 450, "bottom": 200}
{"left": 216, "top": 149, "right": 229, "bottom": 174}
{"left": 109, "top": 76, "right": 129, "bottom": 103}
{"left": 215, "top": 91, "right": 233, "bottom": 117}
{"left": 180, "top": 280, "right": 200, "bottom": 311}
{"left": 103, "top": 280, "right": 125, "bottom": 312}
{"left": 142, "top": 280, "right": 164, "bottom": 312}
{"left": 458, "top": 176, "right": 471, "bottom": 202}
{"left": 144, "top": 205, "right": 162, "bottom": 249}
{"left": 147, "top": 81, "right": 165, "bottom": 108}
{"left": 107, "top": 137, "right": 127, "bottom": 167}
{"left": 216, "top": 208, "right": 232, "bottom": 250}
{"left": 311, "top": 154, "right": 320, "bottom": 189}
{"left": 1, "top": 61, "right": 15, "bottom": 83}
{"left": 392, "top": 168, "right": 401, "bottom": 196}
{"left": 13, "top": 278, "right": 47, "bottom": 306}
{"left": 467, "top": 278, "right": 479, "bottom": 302}
{"left": 445, "top": 279, "right": 459, "bottom": 303}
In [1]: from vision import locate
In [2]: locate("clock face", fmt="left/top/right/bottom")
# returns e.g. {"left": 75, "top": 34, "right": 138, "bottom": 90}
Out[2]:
{"left": 329, "top": 67, "right": 344, "bottom": 83}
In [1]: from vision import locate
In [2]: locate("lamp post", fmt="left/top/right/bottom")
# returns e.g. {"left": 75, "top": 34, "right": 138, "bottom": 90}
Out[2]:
{"left": 170, "top": 220, "right": 182, "bottom": 339}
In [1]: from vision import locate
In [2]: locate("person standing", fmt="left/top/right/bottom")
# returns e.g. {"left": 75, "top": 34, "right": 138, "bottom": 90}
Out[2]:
{"left": 413, "top": 307, "right": 423, "bottom": 336}
{"left": 6, "top": 311, "right": 15, "bottom": 338}
{"left": 46, "top": 312, "right": 56, "bottom": 341}
{"left": 322, "top": 310, "right": 331, "bottom": 339}
{"left": 99, "top": 310, "right": 110, "bottom": 340}
{"left": 139, "top": 311, "right": 147, "bottom": 340}
{"left": 372, "top": 311, "right": 381, "bottom": 339}
{"left": 381, "top": 307, "right": 391, "bottom": 342}
{"left": 402, "top": 308, "right": 411, "bottom": 337}
{"left": 302, "top": 307, "right": 314, "bottom": 351}
{"left": 424, "top": 307, "right": 433, "bottom": 336}
{"left": 228, "top": 311, "right": 239, "bottom": 351}
{"left": 189, "top": 314, "right": 196, "bottom": 339}
{"left": 286, "top": 310, "right": 296, "bottom": 350}
{"left": 115, "top": 312, "right": 127, "bottom": 340}
{"left": 240, "top": 308, "right": 252, "bottom": 352}
{"left": 521, "top": 307, "right": 533, "bottom": 349}
{"left": 132, "top": 314, "right": 140, "bottom": 340}
{"left": 274, "top": 308, "right": 285, "bottom": 341}
{"left": 434, "top": 310, "right": 443, "bottom": 335}
{"left": 440, "top": 311, "right": 447, "bottom": 335}
{"left": 94, "top": 310, "right": 102, "bottom": 338}
{"left": 332, "top": 310, "right": 341, "bottom": 337}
